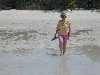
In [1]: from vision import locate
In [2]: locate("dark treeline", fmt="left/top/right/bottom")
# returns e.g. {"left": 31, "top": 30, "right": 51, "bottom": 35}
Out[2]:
{"left": 0, "top": 0, "right": 100, "bottom": 10}
{"left": 0, "top": 0, "right": 16, "bottom": 9}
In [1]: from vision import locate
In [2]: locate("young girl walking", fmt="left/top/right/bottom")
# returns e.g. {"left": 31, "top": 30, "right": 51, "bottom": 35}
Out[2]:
{"left": 53, "top": 12, "right": 71, "bottom": 56}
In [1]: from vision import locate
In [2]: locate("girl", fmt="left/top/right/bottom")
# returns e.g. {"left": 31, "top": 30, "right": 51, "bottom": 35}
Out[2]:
{"left": 55, "top": 12, "right": 71, "bottom": 55}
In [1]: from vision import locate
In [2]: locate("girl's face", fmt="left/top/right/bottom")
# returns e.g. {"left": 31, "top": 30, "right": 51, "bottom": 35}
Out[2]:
{"left": 60, "top": 15, "right": 66, "bottom": 19}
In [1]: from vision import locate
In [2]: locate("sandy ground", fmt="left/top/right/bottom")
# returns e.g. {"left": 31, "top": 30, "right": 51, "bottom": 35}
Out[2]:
{"left": 0, "top": 10, "right": 100, "bottom": 75}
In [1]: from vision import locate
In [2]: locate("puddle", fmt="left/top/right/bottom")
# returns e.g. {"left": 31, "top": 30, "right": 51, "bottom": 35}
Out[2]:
{"left": 80, "top": 44, "right": 100, "bottom": 62}
{"left": 71, "top": 29, "right": 93, "bottom": 37}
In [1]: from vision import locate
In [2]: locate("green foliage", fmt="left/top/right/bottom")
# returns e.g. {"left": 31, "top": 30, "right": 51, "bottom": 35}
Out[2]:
{"left": 0, "top": 0, "right": 100, "bottom": 10}
{"left": 68, "top": 0, "right": 76, "bottom": 9}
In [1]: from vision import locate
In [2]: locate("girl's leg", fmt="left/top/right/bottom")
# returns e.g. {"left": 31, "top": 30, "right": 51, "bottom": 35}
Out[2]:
{"left": 63, "top": 35, "right": 68, "bottom": 55}
{"left": 58, "top": 36, "right": 63, "bottom": 55}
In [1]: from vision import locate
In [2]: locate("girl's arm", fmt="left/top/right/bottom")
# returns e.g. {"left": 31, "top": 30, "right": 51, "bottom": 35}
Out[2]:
{"left": 68, "top": 22, "right": 71, "bottom": 39}
{"left": 51, "top": 23, "right": 59, "bottom": 41}
{"left": 55, "top": 21, "right": 60, "bottom": 34}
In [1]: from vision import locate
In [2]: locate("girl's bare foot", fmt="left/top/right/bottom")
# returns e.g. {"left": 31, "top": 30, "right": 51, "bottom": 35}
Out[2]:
{"left": 63, "top": 49, "right": 66, "bottom": 55}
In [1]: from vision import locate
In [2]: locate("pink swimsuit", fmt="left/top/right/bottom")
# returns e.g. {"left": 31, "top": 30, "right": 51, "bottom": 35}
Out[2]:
{"left": 58, "top": 35, "right": 69, "bottom": 48}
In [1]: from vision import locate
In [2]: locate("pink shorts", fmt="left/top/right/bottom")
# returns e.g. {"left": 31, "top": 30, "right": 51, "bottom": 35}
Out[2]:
{"left": 58, "top": 35, "right": 69, "bottom": 46}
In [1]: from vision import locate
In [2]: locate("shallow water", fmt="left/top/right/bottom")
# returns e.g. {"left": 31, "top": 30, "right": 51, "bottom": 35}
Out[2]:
{"left": 0, "top": 10, "right": 100, "bottom": 75}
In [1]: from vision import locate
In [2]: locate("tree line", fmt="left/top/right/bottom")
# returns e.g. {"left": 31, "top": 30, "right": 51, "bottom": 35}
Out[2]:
{"left": 0, "top": 0, "right": 100, "bottom": 10}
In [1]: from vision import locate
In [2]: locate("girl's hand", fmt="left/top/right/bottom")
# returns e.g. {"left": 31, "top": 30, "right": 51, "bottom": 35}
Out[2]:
{"left": 51, "top": 33, "right": 58, "bottom": 41}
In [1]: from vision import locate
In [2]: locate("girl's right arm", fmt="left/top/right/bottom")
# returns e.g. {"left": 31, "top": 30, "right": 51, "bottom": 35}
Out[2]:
{"left": 56, "top": 20, "right": 61, "bottom": 34}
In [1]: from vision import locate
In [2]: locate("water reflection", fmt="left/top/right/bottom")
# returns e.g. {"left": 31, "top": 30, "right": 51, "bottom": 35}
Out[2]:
{"left": 56, "top": 56, "right": 70, "bottom": 75}
{"left": 55, "top": 44, "right": 100, "bottom": 75}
